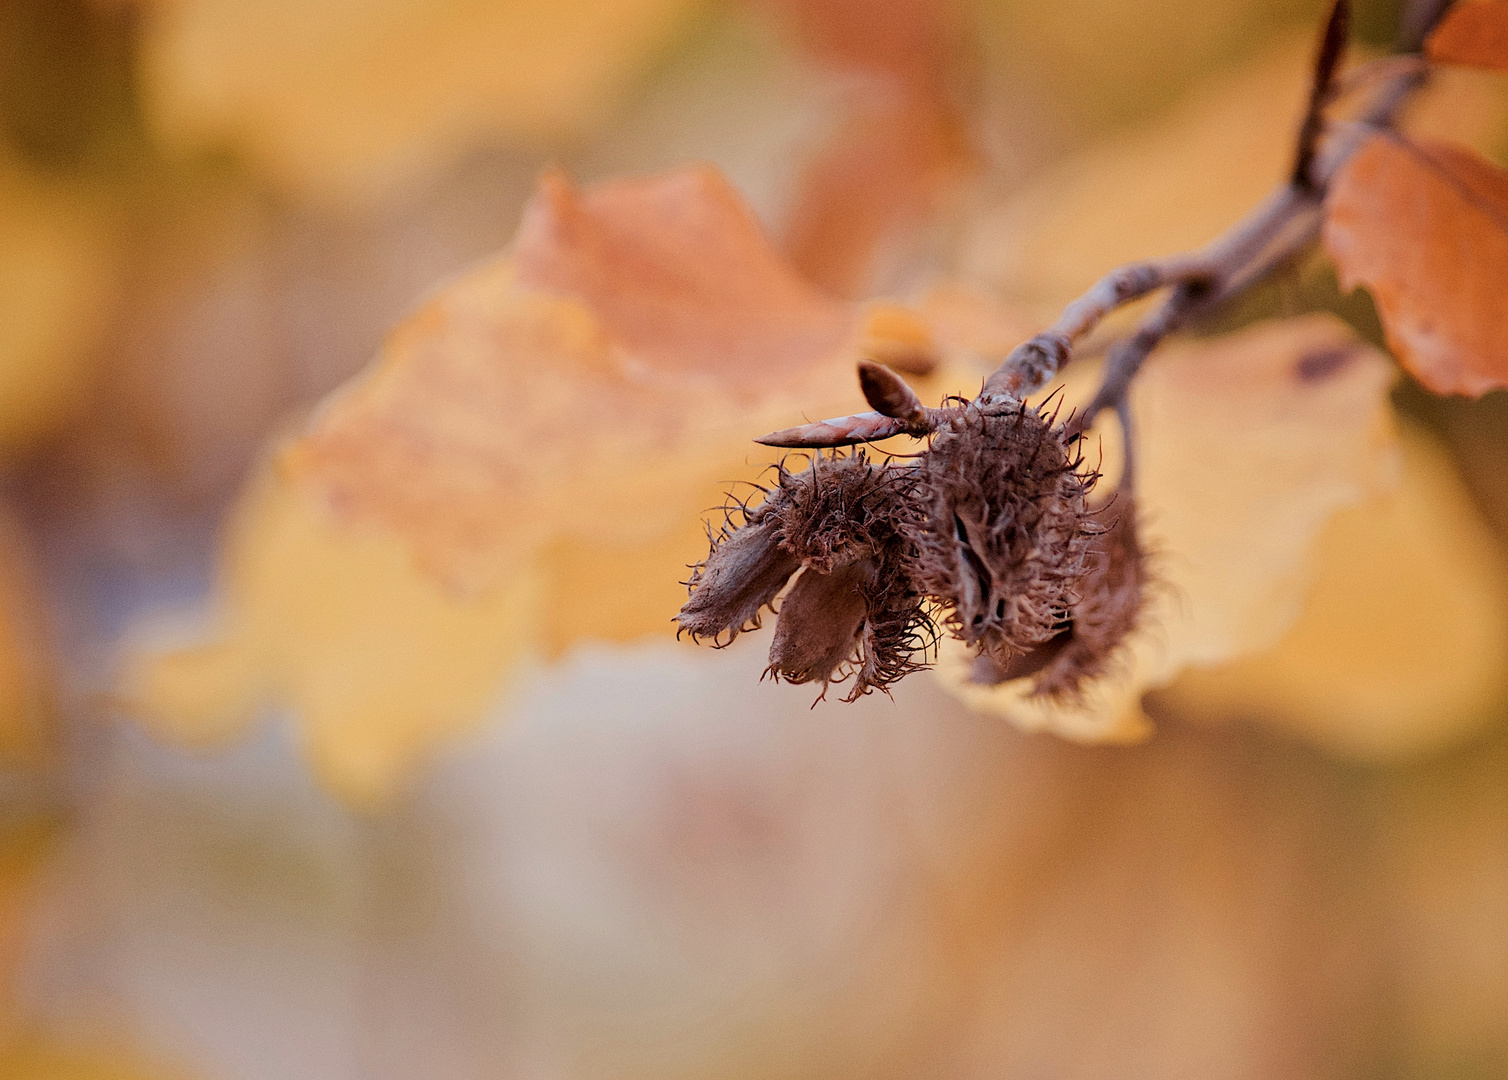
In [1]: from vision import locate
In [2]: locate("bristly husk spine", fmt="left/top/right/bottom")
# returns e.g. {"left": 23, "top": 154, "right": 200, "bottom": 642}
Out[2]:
{"left": 967, "top": 486, "right": 1148, "bottom": 700}
{"left": 1031, "top": 490, "right": 1147, "bottom": 699}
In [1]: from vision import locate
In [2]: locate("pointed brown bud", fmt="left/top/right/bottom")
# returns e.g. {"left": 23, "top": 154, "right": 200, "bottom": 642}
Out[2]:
{"left": 755, "top": 411, "right": 909, "bottom": 448}
{"left": 857, "top": 360, "right": 926, "bottom": 423}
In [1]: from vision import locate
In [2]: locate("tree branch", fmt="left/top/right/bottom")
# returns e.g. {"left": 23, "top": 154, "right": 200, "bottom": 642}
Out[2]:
{"left": 755, "top": 1, "right": 1437, "bottom": 452}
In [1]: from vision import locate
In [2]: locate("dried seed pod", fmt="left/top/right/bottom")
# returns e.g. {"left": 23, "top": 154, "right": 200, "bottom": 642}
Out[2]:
{"left": 767, "top": 453, "right": 934, "bottom": 697}
{"left": 966, "top": 491, "right": 1147, "bottom": 699}
{"left": 911, "top": 398, "right": 1098, "bottom": 664}
{"left": 767, "top": 561, "right": 873, "bottom": 688}
{"left": 677, "top": 510, "right": 800, "bottom": 644}
{"left": 968, "top": 624, "right": 1072, "bottom": 684}
{"left": 1028, "top": 493, "right": 1147, "bottom": 699}
{"left": 681, "top": 451, "right": 935, "bottom": 698}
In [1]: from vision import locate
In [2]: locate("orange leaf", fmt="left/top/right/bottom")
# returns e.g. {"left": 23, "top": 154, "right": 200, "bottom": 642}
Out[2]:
{"left": 285, "top": 165, "right": 855, "bottom": 594}
{"left": 761, "top": 0, "right": 975, "bottom": 297}
{"left": 1426, "top": 0, "right": 1508, "bottom": 72}
{"left": 118, "top": 163, "right": 991, "bottom": 803}
{"left": 1323, "top": 135, "right": 1508, "bottom": 396}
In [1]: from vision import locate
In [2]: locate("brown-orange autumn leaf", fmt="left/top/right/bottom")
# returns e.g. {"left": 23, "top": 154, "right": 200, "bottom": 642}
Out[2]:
{"left": 1426, "top": 0, "right": 1508, "bottom": 72}
{"left": 285, "top": 165, "right": 855, "bottom": 595}
{"left": 1324, "top": 135, "right": 1508, "bottom": 397}
{"left": 762, "top": 0, "right": 975, "bottom": 297}
{"left": 117, "top": 164, "right": 976, "bottom": 805}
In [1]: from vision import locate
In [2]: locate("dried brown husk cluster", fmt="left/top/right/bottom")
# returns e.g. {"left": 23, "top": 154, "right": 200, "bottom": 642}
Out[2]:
{"left": 970, "top": 489, "right": 1148, "bottom": 700}
{"left": 679, "top": 395, "right": 1147, "bottom": 702}
{"left": 678, "top": 452, "right": 932, "bottom": 700}
{"left": 910, "top": 399, "right": 1098, "bottom": 664}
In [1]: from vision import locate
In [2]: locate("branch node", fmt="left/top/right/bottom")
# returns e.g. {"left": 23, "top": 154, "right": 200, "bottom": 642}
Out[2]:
{"left": 983, "top": 333, "right": 1071, "bottom": 398}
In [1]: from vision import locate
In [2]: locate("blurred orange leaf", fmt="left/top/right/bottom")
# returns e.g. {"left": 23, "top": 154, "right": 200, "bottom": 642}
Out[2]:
{"left": 937, "top": 315, "right": 1398, "bottom": 742}
{"left": 764, "top": 0, "right": 975, "bottom": 297}
{"left": 1426, "top": 0, "right": 1508, "bottom": 72}
{"left": 285, "top": 165, "right": 854, "bottom": 594}
{"left": 118, "top": 164, "right": 984, "bottom": 804}
{"left": 1324, "top": 135, "right": 1508, "bottom": 396}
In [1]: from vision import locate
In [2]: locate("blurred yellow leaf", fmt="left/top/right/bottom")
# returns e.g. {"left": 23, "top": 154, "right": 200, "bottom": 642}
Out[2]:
{"left": 0, "top": 1038, "right": 186, "bottom": 1080}
{"left": 0, "top": 814, "right": 58, "bottom": 1011}
{"left": 0, "top": 518, "right": 54, "bottom": 769}
{"left": 119, "top": 463, "right": 541, "bottom": 808}
{"left": 1160, "top": 421, "right": 1508, "bottom": 761}
{"left": 118, "top": 164, "right": 977, "bottom": 804}
{"left": 132, "top": 0, "right": 709, "bottom": 205}
{"left": 0, "top": 164, "right": 116, "bottom": 451}
{"left": 975, "top": 0, "right": 1312, "bottom": 144}
{"left": 960, "top": 33, "right": 1315, "bottom": 319}
{"left": 936, "top": 314, "right": 1398, "bottom": 743}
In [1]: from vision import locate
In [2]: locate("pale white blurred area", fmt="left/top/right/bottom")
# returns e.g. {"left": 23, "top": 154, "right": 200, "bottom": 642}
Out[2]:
{"left": 15, "top": 628, "right": 1486, "bottom": 1079}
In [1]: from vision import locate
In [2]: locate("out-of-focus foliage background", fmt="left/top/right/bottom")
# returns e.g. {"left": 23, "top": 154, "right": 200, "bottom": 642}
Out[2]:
{"left": 0, "top": 0, "right": 1506, "bottom": 1076}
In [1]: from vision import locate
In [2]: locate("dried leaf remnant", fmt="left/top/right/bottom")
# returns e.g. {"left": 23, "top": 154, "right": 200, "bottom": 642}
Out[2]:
{"left": 1324, "top": 136, "right": 1508, "bottom": 396}
{"left": 119, "top": 162, "right": 970, "bottom": 802}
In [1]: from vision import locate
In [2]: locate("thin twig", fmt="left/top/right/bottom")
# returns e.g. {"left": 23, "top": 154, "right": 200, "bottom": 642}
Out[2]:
{"left": 1115, "top": 398, "right": 1136, "bottom": 492}
{"left": 1294, "top": 0, "right": 1352, "bottom": 189}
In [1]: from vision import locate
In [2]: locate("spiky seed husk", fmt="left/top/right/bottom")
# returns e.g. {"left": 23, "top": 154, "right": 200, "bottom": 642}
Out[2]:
{"left": 1027, "top": 492, "right": 1147, "bottom": 700}
{"left": 966, "top": 490, "right": 1147, "bottom": 699}
{"left": 679, "top": 452, "right": 934, "bottom": 699}
{"left": 911, "top": 399, "right": 1098, "bottom": 666}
